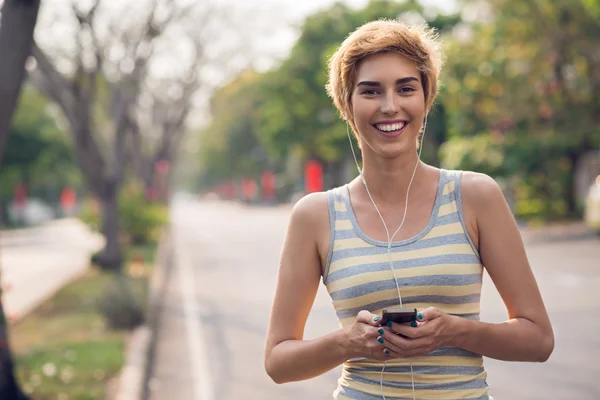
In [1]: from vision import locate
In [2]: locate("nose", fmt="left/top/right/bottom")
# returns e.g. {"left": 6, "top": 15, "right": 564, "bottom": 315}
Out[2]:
{"left": 380, "top": 91, "right": 400, "bottom": 115}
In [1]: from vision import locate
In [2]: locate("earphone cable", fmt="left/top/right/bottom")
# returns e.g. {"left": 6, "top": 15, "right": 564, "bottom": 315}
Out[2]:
{"left": 346, "top": 115, "right": 428, "bottom": 400}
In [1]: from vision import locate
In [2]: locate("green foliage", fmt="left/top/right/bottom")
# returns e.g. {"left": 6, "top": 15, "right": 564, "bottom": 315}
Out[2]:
{"left": 119, "top": 183, "right": 168, "bottom": 245}
{"left": 0, "top": 86, "right": 81, "bottom": 203}
{"left": 96, "top": 273, "right": 146, "bottom": 330}
{"left": 13, "top": 269, "right": 134, "bottom": 400}
{"left": 440, "top": 133, "right": 506, "bottom": 176}
{"left": 438, "top": 0, "right": 600, "bottom": 219}
{"left": 79, "top": 183, "right": 168, "bottom": 245}
{"left": 78, "top": 197, "right": 101, "bottom": 232}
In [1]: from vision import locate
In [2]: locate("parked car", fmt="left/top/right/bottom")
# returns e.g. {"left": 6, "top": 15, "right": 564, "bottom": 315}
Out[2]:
{"left": 584, "top": 175, "right": 600, "bottom": 233}
{"left": 8, "top": 198, "right": 56, "bottom": 226}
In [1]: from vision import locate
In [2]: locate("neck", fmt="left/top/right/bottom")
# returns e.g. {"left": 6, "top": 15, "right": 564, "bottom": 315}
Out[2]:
{"left": 358, "top": 152, "right": 424, "bottom": 205}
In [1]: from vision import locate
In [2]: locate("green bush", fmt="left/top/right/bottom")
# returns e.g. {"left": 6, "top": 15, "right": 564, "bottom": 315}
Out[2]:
{"left": 78, "top": 182, "right": 168, "bottom": 246}
{"left": 78, "top": 197, "right": 101, "bottom": 231}
{"left": 96, "top": 273, "right": 146, "bottom": 330}
{"left": 119, "top": 183, "right": 169, "bottom": 245}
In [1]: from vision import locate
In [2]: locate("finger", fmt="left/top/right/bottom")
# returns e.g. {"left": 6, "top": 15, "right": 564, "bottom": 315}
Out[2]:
{"left": 417, "top": 307, "right": 440, "bottom": 322}
{"left": 389, "top": 322, "right": 426, "bottom": 339}
{"left": 382, "top": 347, "right": 402, "bottom": 358}
{"left": 377, "top": 331, "right": 414, "bottom": 356}
{"left": 356, "top": 310, "right": 382, "bottom": 326}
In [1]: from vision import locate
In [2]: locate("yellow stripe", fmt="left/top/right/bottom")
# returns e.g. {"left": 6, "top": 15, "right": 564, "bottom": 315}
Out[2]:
{"left": 437, "top": 201, "right": 457, "bottom": 217}
{"left": 334, "top": 201, "right": 347, "bottom": 212}
{"left": 356, "top": 371, "right": 487, "bottom": 384}
{"left": 346, "top": 380, "right": 488, "bottom": 399}
{"left": 329, "top": 243, "right": 475, "bottom": 274}
{"left": 339, "top": 302, "right": 480, "bottom": 327}
{"left": 334, "top": 237, "right": 372, "bottom": 251}
{"left": 443, "top": 181, "right": 455, "bottom": 195}
{"left": 349, "top": 356, "right": 484, "bottom": 368}
{"left": 422, "top": 222, "right": 463, "bottom": 239}
{"left": 333, "top": 283, "right": 482, "bottom": 310}
{"left": 334, "top": 220, "right": 353, "bottom": 230}
{"left": 327, "top": 263, "right": 483, "bottom": 292}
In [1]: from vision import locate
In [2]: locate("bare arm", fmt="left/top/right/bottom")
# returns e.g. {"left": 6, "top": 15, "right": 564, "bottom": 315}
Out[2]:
{"left": 453, "top": 172, "right": 554, "bottom": 361}
{"left": 264, "top": 193, "right": 347, "bottom": 383}
{"left": 264, "top": 193, "right": 394, "bottom": 384}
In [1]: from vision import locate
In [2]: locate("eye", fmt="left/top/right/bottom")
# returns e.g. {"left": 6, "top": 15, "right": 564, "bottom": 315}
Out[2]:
{"left": 398, "top": 87, "right": 416, "bottom": 94}
{"left": 361, "top": 89, "right": 379, "bottom": 95}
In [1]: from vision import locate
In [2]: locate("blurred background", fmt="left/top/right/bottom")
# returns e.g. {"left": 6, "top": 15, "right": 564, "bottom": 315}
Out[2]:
{"left": 0, "top": 0, "right": 598, "bottom": 399}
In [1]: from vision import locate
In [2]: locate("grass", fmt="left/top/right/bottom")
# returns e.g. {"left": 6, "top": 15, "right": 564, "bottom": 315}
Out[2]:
{"left": 11, "top": 243, "right": 157, "bottom": 400}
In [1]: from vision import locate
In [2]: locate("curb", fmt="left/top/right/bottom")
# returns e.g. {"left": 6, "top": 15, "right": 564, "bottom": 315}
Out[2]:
{"left": 114, "top": 226, "right": 173, "bottom": 400}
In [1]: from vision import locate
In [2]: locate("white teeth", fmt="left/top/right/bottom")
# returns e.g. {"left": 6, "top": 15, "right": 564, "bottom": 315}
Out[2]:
{"left": 375, "top": 122, "right": 406, "bottom": 132}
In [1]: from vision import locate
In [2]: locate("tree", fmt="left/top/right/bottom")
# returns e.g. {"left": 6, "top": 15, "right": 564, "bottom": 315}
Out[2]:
{"left": 197, "top": 70, "right": 269, "bottom": 187}
{"left": 0, "top": 86, "right": 80, "bottom": 217}
{"left": 0, "top": 0, "right": 41, "bottom": 164}
{"left": 0, "top": 0, "right": 41, "bottom": 398}
{"left": 440, "top": 0, "right": 600, "bottom": 219}
{"left": 29, "top": 0, "right": 203, "bottom": 270}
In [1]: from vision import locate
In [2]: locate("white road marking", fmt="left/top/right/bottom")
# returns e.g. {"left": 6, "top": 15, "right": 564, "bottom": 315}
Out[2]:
{"left": 175, "top": 226, "right": 215, "bottom": 400}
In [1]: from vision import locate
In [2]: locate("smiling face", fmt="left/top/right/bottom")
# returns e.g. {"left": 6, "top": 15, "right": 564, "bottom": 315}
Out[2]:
{"left": 350, "top": 52, "right": 426, "bottom": 159}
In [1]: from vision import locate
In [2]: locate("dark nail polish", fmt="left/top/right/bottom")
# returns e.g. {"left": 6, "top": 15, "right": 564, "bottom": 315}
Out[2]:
{"left": 411, "top": 321, "right": 418, "bottom": 328}
{"left": 384, "top": 349, "right": 390, "bottom": 355}
{"left": 386, "top": 321, "right": 393, "bottom": 328}
{"left": 417, "top": 312, "right": 423, "bottom": 320}
{"left": 377, "top": 337, "right": 384, "bottom": 344}
{"left": 378, "top": 328, "right": 385, "bottom": 335}
{"left": 374, "top": 316, "right": 381, "bottom": 322}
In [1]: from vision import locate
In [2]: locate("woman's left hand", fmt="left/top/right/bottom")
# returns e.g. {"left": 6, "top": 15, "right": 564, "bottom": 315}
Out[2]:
{"left": 379, "top": 307, "right": 462, "bottom": 358}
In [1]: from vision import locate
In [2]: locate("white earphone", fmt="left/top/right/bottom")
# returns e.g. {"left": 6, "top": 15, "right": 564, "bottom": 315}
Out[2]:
{"left": 345, "top": 113, "right": 429, "bottom": 400}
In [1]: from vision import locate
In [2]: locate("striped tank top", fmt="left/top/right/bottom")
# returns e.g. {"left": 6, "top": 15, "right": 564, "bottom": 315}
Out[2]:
{"left": 324, "top": 169, "right": 490, "bottom": 400}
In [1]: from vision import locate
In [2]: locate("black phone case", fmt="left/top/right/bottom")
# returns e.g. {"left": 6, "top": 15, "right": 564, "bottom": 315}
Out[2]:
{"left": 380, "top": 307, "right": 417, "bottom": 325}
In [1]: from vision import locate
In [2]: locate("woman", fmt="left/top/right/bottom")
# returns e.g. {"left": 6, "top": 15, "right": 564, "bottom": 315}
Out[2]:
{"left": 264, "top": 20, "right": 554, "bottom": 400}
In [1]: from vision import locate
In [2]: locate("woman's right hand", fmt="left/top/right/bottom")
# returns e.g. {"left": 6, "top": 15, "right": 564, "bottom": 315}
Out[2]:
{"left": 344, "top": 310, "right": 401, "bottom": 361}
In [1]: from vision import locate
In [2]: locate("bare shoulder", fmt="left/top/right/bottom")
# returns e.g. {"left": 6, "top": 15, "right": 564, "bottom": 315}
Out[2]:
{"left": 461, "top": 171, "right": 504, "bottom": 201}
{"left": 288, "top": 191, "right": 331, "bottom": 271}
{"left": 460, "top": 171, "right": 508, "bottom": 250}
{"left": 292, "top": 192, "right": 328, "bottom": 219}
{"left": 289, "top": 191, "right": 329, "bottom": 227}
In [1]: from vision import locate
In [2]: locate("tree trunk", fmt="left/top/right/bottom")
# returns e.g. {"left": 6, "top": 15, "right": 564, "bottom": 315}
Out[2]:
{"left": 0, "top": 300, "right": 28, "bottom": 400}
{"left": 0, "top": 0, "right": 41, "bottom": 165}
{"left": 94, "top": 181, "right": 123, "bottom": 271}
{"left": 0, "top": 1, "right": 40, "bottom": 399}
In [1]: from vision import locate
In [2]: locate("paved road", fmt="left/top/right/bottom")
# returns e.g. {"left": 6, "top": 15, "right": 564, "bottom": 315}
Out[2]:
{"left": 150, "top": 194, "right": 600, "bottom": 400}
{"left": 1, "top": 218, "right": 104, "bottom": 322}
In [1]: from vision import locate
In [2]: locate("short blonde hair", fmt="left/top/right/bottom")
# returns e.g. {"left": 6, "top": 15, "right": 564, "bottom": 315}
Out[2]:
{"left": 326, "top": 20, "right": 443, "bottom": 133}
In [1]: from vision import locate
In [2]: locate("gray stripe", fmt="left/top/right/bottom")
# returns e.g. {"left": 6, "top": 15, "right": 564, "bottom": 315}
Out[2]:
{"left": 335, "top": 192, "right": 455, "bottom": 222}
{"left": 330, "top": 274, "right": 482, "bottom": 301}
{"left": 336, "top": 294, "right": 480, "bottom": 319}
{"left": 335, "top": 229, "right": 362, "bottom": 239}
{"left": 428, "top": 346, "right": 482, "bottom": 358}
{"left": 336, "top": 385, "right": 490, "bottom": 400}
{"left": 436, "top": 212, "right": 461, "bottom": 226}
{"left": 347, "top": 373, "right": 489, "bottom": 391}
{"left": 347, "top": 365, "right": 484, "bottom": 375}
{"left": 323, "top": 189, "right": 337, "bottom": 285}
{"left": 331, "top": 234, "right": 471, "bottom": 263}
{"left": 328, "top": 253, "right": 481, "bottom": 283}
{"left": 333, "top": 213, "right": 464, "bottom": 239}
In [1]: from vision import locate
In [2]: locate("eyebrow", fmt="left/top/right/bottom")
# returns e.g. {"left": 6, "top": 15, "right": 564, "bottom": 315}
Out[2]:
{"left": 357, "top": 77, "right": 419, "bottom": 87}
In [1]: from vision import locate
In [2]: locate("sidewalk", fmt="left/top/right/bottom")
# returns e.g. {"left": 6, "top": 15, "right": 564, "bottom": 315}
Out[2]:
{"left": 519, "top": 220, "right": 597, "bottom": 244}
{"left": 0, "top": 218, "right": 104, "bottom": 323}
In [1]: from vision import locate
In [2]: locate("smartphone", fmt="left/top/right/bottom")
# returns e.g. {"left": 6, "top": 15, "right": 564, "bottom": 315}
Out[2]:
{"left": 380, "top": 307, "right": 418, "bottom": 325}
